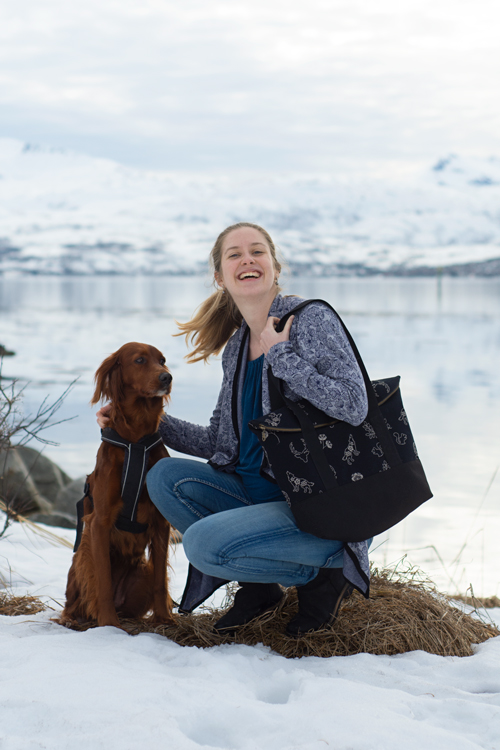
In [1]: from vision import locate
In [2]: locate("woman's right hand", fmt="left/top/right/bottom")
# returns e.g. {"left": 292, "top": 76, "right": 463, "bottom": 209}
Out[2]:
{"left": 96, "top": 403, "right": 112, "bottom": 429}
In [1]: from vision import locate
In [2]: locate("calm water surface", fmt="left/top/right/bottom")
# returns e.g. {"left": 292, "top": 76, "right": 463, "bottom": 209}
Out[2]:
{"left": 1, "top": 275, "right": 499, "bottom": 597}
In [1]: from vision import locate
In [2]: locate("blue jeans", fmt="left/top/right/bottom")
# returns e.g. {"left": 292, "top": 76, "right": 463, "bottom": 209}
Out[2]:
{"left": 146, "top": 457, "right": 345, "bottom": 587}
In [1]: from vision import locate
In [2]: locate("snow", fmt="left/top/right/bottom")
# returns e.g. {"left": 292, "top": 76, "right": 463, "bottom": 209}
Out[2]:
{"left": 1, "top": 139, "right": 500, "bottom": 276}
{"left": 1, "top": 517, "right": 500, "bottom": 750}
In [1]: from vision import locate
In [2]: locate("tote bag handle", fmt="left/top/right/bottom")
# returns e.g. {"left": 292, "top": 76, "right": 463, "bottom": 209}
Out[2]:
{"left": 270, "top": 299, "right": 401, "bottom": 469}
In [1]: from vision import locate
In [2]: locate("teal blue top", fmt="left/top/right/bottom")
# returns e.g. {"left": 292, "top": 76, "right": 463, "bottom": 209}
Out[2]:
{"left": 235, "top": 355, "right": 284, "bottom": 502}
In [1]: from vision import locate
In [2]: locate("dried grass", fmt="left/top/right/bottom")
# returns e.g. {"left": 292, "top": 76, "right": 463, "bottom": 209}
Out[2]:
{"left": 61, "top": 566, "right": 499, "bottom": 658}
{"left": 0, "top": 591, "right": 47, "bottom": 616}
{"left": 451, "top": 594, "right": 500, "bottom": 610}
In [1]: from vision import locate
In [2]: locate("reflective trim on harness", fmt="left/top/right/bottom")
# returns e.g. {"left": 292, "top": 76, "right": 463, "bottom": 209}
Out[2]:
{"left": 73, "top": 428, "right": 163, "bottom": 552}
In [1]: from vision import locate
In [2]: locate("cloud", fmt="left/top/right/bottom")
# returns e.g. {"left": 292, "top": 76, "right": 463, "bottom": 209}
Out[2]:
{"left": 1, "top": 0, "right": 499, "bottom": 170}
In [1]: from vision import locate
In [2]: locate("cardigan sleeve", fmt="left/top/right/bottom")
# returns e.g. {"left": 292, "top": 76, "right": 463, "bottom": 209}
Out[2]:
{"left": 158, "top": 374, "right": 226, "bottom": 458}
{"left": 265, "top": 302, "right": 368, "bottom": 426}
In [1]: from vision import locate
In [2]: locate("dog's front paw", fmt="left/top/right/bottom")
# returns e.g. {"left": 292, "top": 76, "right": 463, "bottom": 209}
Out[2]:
{"left": 151, "top": 608, "right": 175, "bottom": 625}
{"left": 97, "top": 612, "right": 122, "bottom": 629}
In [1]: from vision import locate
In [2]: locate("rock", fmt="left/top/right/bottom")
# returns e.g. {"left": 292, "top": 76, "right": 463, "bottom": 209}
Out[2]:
{"left": 53, "top": 476, "right": 87, "bottom": 523}
{"left": 29, "top": 511, "right": 77, "bottom": 530}
{"left": 14, "top": 445, "right": 72, "bottom": 498}
{"left": 0, "top": 448, "right": 53, "bottom": 515}
{"left": 0, "top": 445, "right": 72, "bottom": 516}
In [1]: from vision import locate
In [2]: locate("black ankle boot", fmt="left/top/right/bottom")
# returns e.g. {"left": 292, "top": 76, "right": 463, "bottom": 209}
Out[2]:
{"left": 285, "top": 568, "right": 353, "bottom": 637}
{"left": 214, "top": 582, "right": 284, "bottom": 633}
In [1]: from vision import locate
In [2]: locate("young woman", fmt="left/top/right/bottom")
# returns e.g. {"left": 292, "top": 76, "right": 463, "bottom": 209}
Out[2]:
{"left": 98, "top": 222, "right": 371, "bottom": 636}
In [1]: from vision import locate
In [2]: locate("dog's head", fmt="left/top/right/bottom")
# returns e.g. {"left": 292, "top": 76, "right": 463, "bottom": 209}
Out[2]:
{"left": 90, "top": 343, "right": 172, "bottom": 406}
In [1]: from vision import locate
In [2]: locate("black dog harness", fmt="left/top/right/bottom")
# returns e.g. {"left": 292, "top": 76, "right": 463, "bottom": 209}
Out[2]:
{"left": 73, "top": 427, "right": 163, "bottom": 552}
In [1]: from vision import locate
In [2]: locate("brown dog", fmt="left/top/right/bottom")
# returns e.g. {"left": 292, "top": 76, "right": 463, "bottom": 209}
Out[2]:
{"left": 60, "top": 343, "right": 173, "bottom": 628}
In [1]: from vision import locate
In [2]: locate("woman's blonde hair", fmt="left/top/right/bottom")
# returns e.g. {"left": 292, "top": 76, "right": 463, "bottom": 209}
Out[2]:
{"left": 176, "top": 222, "right": 282, "bottom": 363}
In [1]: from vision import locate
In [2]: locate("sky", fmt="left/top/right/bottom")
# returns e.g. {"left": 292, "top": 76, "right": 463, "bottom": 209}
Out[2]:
{"left": 1, "top": 0, "right": 500, "bottom": 171}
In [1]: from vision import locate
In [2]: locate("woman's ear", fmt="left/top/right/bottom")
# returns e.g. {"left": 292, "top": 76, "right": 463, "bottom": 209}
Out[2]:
{"left": 90, "top": 351, "right": 122, "bottom": 405}
{"left": 214, "top": 272, "right": 224, "bottom": 290}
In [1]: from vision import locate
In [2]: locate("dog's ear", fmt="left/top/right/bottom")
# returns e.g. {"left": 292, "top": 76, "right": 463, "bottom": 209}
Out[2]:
{"left": 90, "top": 351, "right": 123, "bottom": 405}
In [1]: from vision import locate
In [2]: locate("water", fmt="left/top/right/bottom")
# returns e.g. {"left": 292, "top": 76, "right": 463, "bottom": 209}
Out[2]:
{"left": 1, "top": 274, "right": 499, "bottom": 597}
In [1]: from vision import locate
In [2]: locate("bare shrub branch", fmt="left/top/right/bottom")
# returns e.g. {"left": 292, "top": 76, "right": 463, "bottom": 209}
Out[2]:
{"left": 0, "top": 358, "right": 77, "bottom": 536}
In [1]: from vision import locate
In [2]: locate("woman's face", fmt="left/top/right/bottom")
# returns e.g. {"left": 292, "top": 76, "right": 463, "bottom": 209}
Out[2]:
{"left": 216, "top": 226, "right": 277, "bottom": 306}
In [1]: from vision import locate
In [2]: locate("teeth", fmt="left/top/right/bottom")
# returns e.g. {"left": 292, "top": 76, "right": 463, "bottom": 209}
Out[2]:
{"left": 239, "top": 272, "right": 260, "bottom": 279}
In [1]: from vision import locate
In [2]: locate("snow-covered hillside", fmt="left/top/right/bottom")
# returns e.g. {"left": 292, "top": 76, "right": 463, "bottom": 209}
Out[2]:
{"left": 1, "top": 138, "right": 500, "bottom": 275}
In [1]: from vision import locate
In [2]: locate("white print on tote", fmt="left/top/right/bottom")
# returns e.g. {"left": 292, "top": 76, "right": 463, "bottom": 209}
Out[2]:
{"left": 289, "top": 439, "right": 309, "bottom": 463}
{"left": 393, "top": 432, "right": 407, "bottom": 446}
{"left": 318, "top": 434, "right": 333, "bottom": 450}
{"left": 342, "top": 434, "right": 360, "bottom": 465}
{"left": 264, "top": 412, "right": 282, "bottom": 427}
{"left": 286, "top": 471, "right": 315, "bottom": 494}
{"left": 362, "top": 422, "right": 376, "bottom": 440}
{"left": 373, "top": 380, "right": 390, "bottom": 393}
{"left": 262, "top": 429, "right": 280, "bottom": 444}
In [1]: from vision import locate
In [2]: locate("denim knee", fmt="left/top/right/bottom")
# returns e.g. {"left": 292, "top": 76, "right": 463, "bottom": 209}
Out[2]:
{"left": 146, "top": 458, "right": 170, "bottom": 508}
{"left": 182, "top": 518, "right": 219, "bottom": 572}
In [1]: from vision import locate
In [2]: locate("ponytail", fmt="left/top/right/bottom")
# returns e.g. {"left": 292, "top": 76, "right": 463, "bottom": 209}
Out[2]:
{"left": 175, "top": 289, "right": 243, "bottom": 364}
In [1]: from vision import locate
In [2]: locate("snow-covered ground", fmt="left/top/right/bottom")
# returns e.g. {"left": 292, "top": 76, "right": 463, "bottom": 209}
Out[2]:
{"left": 1, "top": 138, "right": 500, "bottom": 276}
{"left": 1, "top": 516, "right": 500, "bottom": 750}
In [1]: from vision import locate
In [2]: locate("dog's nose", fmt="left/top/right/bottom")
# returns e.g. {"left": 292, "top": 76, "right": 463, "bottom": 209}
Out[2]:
{"left": 159, "top": 371, "right": 172, "bottom": 386}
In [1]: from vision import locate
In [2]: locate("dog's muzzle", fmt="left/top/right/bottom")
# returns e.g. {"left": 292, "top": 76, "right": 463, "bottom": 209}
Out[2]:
{"left": 157, "top": 371, "right": 172, "bottom": 395}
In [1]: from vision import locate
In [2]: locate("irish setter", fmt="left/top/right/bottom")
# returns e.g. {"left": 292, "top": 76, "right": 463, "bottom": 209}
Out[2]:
{"left": 60, "top": 343, "right": 173, "bottom": 628}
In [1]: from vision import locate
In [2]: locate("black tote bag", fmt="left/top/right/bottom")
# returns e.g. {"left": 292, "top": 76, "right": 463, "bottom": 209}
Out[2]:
{"left": 248, "top": 299, "right": 432, "bottom": 542}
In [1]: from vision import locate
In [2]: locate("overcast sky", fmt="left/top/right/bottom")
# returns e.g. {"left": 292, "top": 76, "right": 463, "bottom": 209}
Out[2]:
{"left": 1, "top": 0, "right": 499, "bottom": 172}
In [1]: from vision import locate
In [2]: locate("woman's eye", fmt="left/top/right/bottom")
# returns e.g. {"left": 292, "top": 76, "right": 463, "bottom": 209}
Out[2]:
{"left": 135, "top": 357, "right": 145, "bottom": 364}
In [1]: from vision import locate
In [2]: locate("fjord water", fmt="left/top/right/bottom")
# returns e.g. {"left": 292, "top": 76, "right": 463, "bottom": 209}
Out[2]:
{"left": 1, "top": 275, "right": 499, "bottom": 597}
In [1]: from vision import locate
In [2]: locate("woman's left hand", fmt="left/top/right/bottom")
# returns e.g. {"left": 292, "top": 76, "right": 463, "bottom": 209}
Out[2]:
{"left": 260, "top": 315, "right": 295, "bottom": 355}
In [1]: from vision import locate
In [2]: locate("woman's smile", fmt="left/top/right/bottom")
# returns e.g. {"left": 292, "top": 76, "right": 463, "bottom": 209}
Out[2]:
{"left": 217, "top": 225, "right": 276, "bottom": 302}
{"left": 237, "top": 270, "right": 262, "bottom": 280}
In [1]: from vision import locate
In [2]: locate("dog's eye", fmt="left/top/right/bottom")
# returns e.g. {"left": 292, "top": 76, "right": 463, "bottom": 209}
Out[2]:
{"left": 159, "top": 357, "right": 166, "bottom": 366}
{"left": 135, "top": 357, "right": 145, "bottom": 364}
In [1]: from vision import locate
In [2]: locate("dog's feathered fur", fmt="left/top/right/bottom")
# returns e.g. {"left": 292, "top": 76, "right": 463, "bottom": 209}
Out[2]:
{"left": 60, "top": 343, "right": 173, "bottom": 628}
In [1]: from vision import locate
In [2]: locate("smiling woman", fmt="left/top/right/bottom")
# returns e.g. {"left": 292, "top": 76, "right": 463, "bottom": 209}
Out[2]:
{"left": 135, "top": 221, "right": 372, "bottom": 637}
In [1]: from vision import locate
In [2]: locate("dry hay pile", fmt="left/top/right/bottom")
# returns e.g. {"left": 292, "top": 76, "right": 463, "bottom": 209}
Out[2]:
{"left": 65, "top": 568, "right": 499, "bottom": 659}
{"left": 0, "top": 591, "right": 47, "bottom": 616}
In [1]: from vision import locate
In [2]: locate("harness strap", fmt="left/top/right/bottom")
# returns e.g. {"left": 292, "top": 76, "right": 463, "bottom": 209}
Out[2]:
{"left": 101, "top": 427, "right": 162, "bottom": 530}
{"left": 74, "top": 481, "right": 92, "bottom": 552}
{"left": 101, "top": 427, "right": 162, "bottom": 534}
{"left": 73, "top": 429, "right": 163, "bottom": 553}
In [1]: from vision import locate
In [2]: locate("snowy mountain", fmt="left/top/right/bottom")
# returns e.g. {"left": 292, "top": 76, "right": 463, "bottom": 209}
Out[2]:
{"left": 1, "top": 138, "right": 500, "bottom": 275}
